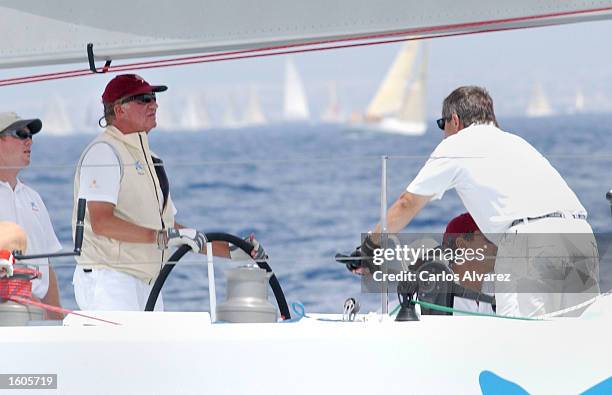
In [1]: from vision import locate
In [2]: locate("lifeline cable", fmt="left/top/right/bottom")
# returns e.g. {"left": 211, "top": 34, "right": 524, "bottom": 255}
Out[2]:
{"left": 389, "top": 301, "right": 542, "bottom": 321}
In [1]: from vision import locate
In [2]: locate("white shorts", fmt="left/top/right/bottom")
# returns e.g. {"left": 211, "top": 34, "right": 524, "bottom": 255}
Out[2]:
{"left": 73, "top": 267, "right": 164, "bottom": 311}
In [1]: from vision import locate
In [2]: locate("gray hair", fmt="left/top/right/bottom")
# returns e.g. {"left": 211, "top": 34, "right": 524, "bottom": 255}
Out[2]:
{"left": 441, "top": 86, "right": 498, "bottom": 127}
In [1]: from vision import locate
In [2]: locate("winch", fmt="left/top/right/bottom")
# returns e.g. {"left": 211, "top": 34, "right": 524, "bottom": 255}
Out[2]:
{"left": 0, "top": 266, "right": 44, "bottom": 326}
{"left": 216, "top": 265, "right": 277, "bottom": 323}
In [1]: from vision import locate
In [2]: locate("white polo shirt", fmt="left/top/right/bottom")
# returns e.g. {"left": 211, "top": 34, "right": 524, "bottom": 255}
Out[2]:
{"left": 78, "top": 143, "right": 177, "bottom": 215}
{"left": 406, "top": 123, "right": 586, "bottom": 236}
{"left": 0, "top": 180, "right": 62, "bottom": 298}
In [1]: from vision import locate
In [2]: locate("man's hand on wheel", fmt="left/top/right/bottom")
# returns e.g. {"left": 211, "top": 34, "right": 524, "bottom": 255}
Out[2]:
{"left": 230, "top": 233, "right": 269, "bottom": 262}
{"left": 160, "top": 228, "right": 207, "bottom": 253}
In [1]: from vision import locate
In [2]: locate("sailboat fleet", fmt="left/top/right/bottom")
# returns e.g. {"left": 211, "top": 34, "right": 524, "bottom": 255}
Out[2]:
{"left": 33, "top": 49, "right": 594, "bottom": 134}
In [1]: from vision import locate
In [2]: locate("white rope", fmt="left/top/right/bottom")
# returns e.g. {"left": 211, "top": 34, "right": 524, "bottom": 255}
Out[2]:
{"left": 534, "top": 291, "right": 611, "bottom": 319}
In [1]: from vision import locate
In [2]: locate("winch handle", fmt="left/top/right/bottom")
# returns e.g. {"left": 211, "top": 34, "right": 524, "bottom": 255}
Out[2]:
{"left": 13, "top": 198, "right": 87, "bottom": 261}
{"left": 145, "top": 232, "right": 291, "bottom": 320}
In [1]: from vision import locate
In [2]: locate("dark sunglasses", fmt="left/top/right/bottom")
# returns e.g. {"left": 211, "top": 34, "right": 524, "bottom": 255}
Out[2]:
{"left": 436, "top": 117, "right": 447, "bottom": 130}
{"left": 0, "top": 128, "right": 34, "bottom": 140}
{"left": 120, "top": 93, "right": 157, "bottom": 105}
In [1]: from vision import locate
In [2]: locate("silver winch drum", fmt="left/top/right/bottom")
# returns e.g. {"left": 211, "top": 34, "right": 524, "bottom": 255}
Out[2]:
{"left": 0, "top": 267, "right": 45, "bottom": 326}
{"left": 216, "top": 266, "right": 278, "bottom": 323}
{"left": 0, "top": 300, "right": 44, "bottom": 326}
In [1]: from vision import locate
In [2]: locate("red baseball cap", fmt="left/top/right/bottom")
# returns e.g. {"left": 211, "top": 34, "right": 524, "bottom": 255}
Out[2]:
{"left": 102, "top": 74, "right": 167, "bottom": 103}
{"left": 443, "top": 212, "right": 479, "bottom": 246}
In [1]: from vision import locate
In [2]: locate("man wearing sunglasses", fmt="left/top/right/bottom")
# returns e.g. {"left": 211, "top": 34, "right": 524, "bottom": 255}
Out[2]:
{"left": 0, "top": 112, "right": 64, "bottom": 319}
{"left": 72, "top": 74, "right": 266, "bottom": 311}
{"left": 353, "top": 86, "right": 599, "bottom": 317}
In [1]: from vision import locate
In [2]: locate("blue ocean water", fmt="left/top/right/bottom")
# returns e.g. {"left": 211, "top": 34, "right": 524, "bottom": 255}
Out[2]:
{"left": 21, "top": 114, "right": 612, "bottom": 313}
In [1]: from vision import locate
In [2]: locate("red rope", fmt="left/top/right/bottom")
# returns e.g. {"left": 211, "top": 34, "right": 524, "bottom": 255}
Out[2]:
{"left": 1, "top": 6, "right": 611, "bottom": 87}
{"left": 0, "top": 266, "right": 121, "bottom": 325}
{"left": 0, "top": 267, "right": 39, "bottom": 299}
{"left": 6, "top": 295, "right": 121, "bottom": 326}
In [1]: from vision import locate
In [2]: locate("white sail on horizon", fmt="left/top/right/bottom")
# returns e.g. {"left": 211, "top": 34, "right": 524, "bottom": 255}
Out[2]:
{"left": 366, "top": 42, "right": 419, "bottom": 118}
{"left": 321, "top": 81, "right": 343, "bottom": 123}
{"left": 42, "top": 96, "right": 74, "bottom": 135}
{"left": 574, "top": 89, "right": 585, "bottom": 113}
{"left": 222, "top": 95, "right": 241, "bottom": 129}
{"left": 180, "top": 93, "right": 211, "bottom": 131}
{"left": 283, "top": 58, "right": 310, "bottom": 121}
{"left": 397, "top": 44, "right": 428, "bottom": 127}
{"left": 351, "top": 42, "right": 427, "bottom": 135}
{"left": 243, "top": 87, "right": 266, "bottom": 126}
{"left": 526, "top": 82, "right": 553, "bottom": 117}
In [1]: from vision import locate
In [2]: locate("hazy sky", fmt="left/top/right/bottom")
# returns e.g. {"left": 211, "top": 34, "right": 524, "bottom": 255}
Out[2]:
{"left": 1, "top": 19, "right": 612, "bottom": 127}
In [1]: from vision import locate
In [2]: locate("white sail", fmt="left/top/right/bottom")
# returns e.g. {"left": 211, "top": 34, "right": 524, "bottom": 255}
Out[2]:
{"left": 574, "top": 89, "right": 585, "bottom": 113}
{"left": 243, "top": 87, "right": 266, "bottom": 126}
{"left": 320, "top": 81, "right": 343, "bottom": 123}
{"left": 283, "top": 58, "right": 310, "bottom": 121}
{"left": 396, "top": 44, "right": 428, "bottom": 130}
{"left": 223, "top": 95, "right": 241, "bottom": 129}
{"left": 180, "top": 93, "right": 211, "bottom": 131}
{"left": 366, "top": 42, "right": 418, "bottom": 118}
{"left": 351, "top": 42, "right": 427, "bottom": 135}
{"left": 526, "top": 82, "right": 553, "bottom": 117}
{"left": 42, "top": 96, "right": 74, "bottom": 135}
{"left": 155, "top": 100, "right": 178, "bottom": 131}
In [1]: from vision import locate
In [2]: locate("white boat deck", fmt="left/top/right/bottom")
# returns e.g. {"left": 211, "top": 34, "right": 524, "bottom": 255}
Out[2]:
{"left": 2, "top": 295, "right": 611, "bottom": 394}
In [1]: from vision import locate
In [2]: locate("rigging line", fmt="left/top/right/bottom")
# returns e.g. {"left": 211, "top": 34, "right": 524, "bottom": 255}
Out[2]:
{"left": 0, "top": 156, "right": 383, "bottom": 170}
{"left": 3, "top": 152, "right": 612, "bottom": 171}
{"left": 6, "top": 295, "right": 121, "bottom": 325}
{"left": 2, "top": 5, "right": 611, "bottom": 86}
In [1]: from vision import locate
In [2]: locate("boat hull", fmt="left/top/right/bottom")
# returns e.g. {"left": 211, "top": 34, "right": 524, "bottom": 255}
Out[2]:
{"left": 1, "top": 295, "right": 610, "bottom": 394}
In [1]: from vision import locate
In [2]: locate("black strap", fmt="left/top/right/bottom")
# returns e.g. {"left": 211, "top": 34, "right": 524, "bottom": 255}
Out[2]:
{"left": 151, "top": 156, "right": 169, "bottom": 211}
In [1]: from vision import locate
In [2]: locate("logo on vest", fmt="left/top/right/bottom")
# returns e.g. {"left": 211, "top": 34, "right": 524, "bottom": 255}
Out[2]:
{"left": 134, "top": 160, "right": 145, "bottom": 175}
{"left": 30, "top": 201, "right": 39, "bottom": 212}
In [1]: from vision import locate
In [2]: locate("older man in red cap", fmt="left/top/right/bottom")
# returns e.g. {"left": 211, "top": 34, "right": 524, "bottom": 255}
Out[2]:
{"left": 73, "top": 74, "right": 266, "bottom": 311}
{"left": 443, "top": 212, "right": 496, "bottom": 314}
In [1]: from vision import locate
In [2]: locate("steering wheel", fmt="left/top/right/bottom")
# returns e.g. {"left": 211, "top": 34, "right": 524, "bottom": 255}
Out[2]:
{"left": 145, "top": 232, "right": 291, "bottom": 320}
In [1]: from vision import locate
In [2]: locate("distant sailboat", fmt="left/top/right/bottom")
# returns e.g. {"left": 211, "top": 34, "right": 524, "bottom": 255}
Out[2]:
{"left": 180, "top": 93, "right": 211, "bottom": 131}
{"left": 320, "top": 81, "right": 343, "bottom": 123}
{"left": 155, "top": 100, "right": 178, "bottom": 131}
{"left": 283, "top": 58, "right": 310, "bottom": 121}
{"left": 243, "top": 87, "right": 266, "bottom": 126}
{"left": 574, "top": 89, "right": 585, "bottom": 113}
{"left": 43, "top": 96, "right": 74, "bottom": 135}
{"left": 222, "top": 95, "right": 241, "bottom": 129}
{"left": 526, "top": 83, "right": 553, "bottom": 117}
{"left": 351, "top": 42, "right": 427, "bottom": 135}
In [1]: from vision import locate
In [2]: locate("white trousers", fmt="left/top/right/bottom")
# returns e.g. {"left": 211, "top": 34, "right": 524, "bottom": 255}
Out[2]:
{"left": 73, "top": 267, "right": 164, "bottom": 311}
{"left": 495, "top": 217, "right": 600, "bottom": 317}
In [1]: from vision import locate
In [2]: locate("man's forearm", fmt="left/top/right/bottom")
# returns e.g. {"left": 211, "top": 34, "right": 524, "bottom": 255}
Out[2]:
{"left": 91, "top": 214, "right": 157, "bottom": 244}
{"left": 371, "top": 191, "right": 430, "bottom": 243}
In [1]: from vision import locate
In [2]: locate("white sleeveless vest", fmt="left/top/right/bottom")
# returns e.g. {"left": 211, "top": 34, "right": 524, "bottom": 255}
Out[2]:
{"left": 73, "top": 126, "right": 175, "bottom": 283}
